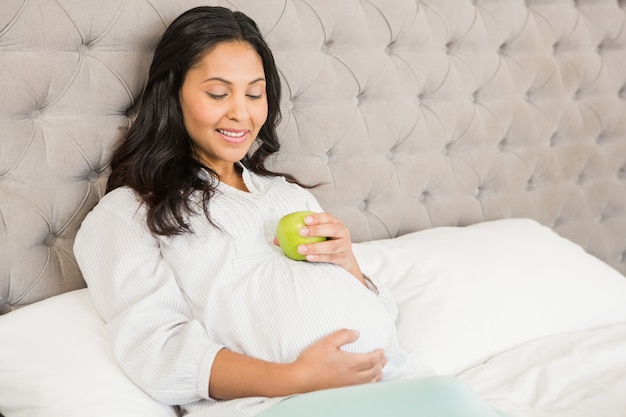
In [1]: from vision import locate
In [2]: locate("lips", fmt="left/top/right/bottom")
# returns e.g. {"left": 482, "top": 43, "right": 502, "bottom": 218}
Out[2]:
{"left": 217, "top": 128, "right": 248, "bottom": 144}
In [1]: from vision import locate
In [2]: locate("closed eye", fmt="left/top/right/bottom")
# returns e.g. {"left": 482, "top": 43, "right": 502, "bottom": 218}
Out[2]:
{"left": 207, "top": 92, "right": 227, "bottom": 100}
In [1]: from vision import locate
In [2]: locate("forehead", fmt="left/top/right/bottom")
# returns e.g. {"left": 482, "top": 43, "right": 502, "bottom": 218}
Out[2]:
{"left": 191, "top": 41, "right": 264, "bottom": 76}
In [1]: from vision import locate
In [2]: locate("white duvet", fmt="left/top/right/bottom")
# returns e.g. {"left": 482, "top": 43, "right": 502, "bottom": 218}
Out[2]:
{"left": 460, "top": 324, "right": 626, "bottom": 417}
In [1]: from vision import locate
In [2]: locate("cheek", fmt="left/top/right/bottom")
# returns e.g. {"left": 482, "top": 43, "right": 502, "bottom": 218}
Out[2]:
{"left": 180, "top": 87, "right": 214, "bottom": 118}
{"left": 183, "top": 99, "right": 221, "bottom": 130}
{"left": 253, "top": 102, "right": 269, "bottom": 127}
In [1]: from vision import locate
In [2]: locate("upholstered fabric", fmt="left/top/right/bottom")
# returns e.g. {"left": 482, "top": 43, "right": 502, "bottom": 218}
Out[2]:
{"left": 1, "top": 0, "right": 625, "bottom": 312}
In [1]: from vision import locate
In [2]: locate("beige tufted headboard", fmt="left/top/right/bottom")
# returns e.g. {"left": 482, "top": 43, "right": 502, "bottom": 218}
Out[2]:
{"left": 1, "top": 0, "right": 625, "bottom": 314}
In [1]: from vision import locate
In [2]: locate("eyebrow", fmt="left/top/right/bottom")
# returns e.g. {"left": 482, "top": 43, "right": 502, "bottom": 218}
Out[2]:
{"left": 202, "top": 77, "right": 266, "bottom": 85}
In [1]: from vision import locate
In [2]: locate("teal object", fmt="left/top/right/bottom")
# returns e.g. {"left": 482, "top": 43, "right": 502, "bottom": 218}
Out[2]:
{"left": 259, "top": 376, "right": 510, "bottom": 417}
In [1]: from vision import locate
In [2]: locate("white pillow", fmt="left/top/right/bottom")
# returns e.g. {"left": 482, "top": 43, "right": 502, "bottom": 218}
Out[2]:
{"left": 353, "top": 218, "right": 626, "bottom": 376}
{"left": 0, "top": 289, "right": 178, "bottom": 417}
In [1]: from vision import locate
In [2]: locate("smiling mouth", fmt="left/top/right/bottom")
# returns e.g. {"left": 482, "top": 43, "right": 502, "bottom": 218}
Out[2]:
{"left": 217, "top": 128, "right": 248, "bottom": 144}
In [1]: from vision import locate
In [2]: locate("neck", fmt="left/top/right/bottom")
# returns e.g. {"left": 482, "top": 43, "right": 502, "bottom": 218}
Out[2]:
{"left": 218, "top": 163, "right": 249, "bottom": 192}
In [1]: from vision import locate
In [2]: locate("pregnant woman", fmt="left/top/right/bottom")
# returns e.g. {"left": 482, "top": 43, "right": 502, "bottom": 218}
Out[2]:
{"left": 74, "top": 6, "right": 431, "bottom": 417}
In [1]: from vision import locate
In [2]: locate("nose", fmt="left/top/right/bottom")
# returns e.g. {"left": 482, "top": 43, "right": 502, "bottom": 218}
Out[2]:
{"left": 227, "top": 95, "right": 249, "bottom": 122}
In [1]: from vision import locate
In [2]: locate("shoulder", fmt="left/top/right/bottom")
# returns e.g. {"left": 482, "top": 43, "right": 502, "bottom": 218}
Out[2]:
{"left": 86, "top": 187, "right": 146, "bottom": 221}
{"left": 75, "top": 187, "right": 152, "bottom": 254}
{"left": 99, "top": 186, "right": 142, "bottom": 208}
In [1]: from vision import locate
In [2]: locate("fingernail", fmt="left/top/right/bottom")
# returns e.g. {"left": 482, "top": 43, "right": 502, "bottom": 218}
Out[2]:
{"left": 298, "top": 245, "right": 307, "bottom": 254}
{"left": 304, "top": 216, "right": 313, "bottom": 225}
{"left": 299, "top": 227, "right": 309, "bottom": 236}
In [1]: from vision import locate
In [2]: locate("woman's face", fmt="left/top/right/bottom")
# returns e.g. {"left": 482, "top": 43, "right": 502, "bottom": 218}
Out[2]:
{"left": 179, "top": 41, "right": 268, "bottom": 176}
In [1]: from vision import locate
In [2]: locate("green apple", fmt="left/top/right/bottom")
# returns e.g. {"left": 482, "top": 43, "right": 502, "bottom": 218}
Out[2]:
{"left": 276, "top": 211, "right": 327, "bottom": 261}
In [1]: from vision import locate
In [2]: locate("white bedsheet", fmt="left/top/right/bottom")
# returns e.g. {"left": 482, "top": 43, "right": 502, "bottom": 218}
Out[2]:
{"left": 459, "top": 324, "right": 626, "bottom": 417}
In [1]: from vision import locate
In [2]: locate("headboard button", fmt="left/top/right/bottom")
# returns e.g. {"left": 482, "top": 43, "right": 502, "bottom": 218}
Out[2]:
{"left": 78, "top": 44, "right": 90, "bottom": 56}
{"left": 321, "top": 40, "right": 333, "bottom": 53}
{"left": 549, "top": 133, "right": 558, "bottom": 147}
{"left": 385, "top": 41, "right": 395, "bottom": 55}
{"left": 87, "top": 171, "right": 100, "bottom": 183}
{"left": 44, "top": 234, "right": 57, "bottom": 246}
{"left": 574, "top": 89, "right": 583, "bottom": 100}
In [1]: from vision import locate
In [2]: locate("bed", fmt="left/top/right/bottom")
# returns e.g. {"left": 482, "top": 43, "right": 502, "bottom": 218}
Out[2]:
{"left": 1, "top": 0, "right": 626, "bottom": 416}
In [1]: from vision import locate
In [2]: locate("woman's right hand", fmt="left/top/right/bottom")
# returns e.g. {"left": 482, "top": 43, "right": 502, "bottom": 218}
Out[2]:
{"left": 290, "top": 328, "right": 387, "bottom": 392}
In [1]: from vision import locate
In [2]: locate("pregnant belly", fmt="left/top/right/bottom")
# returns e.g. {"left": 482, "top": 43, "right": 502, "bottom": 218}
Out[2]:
{"left": 209, "top": 261, "right": 395, "bottom": 363}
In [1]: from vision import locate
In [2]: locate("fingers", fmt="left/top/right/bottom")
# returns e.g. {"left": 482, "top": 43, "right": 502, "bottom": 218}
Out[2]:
{"left": 297, "top": 212, "right": 352, "bottom": 262}
{"left": 295, "top": 329, "right": 387, "bottom": 391}
{"left": 326, "top": 328, "right": 360, "bottom": 347}
{"left": 368, "top": 351, "right": 387, "bottom": 382}
{"left": 347, "top": 349, "right": 385, "bottom": 370}
{"left": 298, "top": 239, "right": 345, "bottom": 262}
{"left": 325, "top": 329, "right": 386, "bottom": 378}
{"left": 345, "top": 349, "right": 387, "bottom": 384}
{"left": 300, "top": 212, "right": 347, "bottom": 241}
{"left": 292, "top": 211, "right": 364, "bottom": 282}
{"left": 322, "top": 330, "right": 386, "bottom": 370}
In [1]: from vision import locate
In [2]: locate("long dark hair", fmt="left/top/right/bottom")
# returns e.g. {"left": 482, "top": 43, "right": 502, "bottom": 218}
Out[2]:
{"left": 107, "top": 6, "right": 303, "bottom": 236}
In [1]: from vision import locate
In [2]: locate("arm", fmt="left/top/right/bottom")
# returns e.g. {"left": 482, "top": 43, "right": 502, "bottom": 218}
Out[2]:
{"left": 210, "top": 329, "right": 386, "bottom": 399}
{"left": 74, "top": 194, "right": 222, "bottom": 405}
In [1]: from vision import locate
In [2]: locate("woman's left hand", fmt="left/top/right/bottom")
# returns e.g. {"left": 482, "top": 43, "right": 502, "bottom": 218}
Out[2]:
{"left": 295, "top": 212, "right": 365, "bottom": 284}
